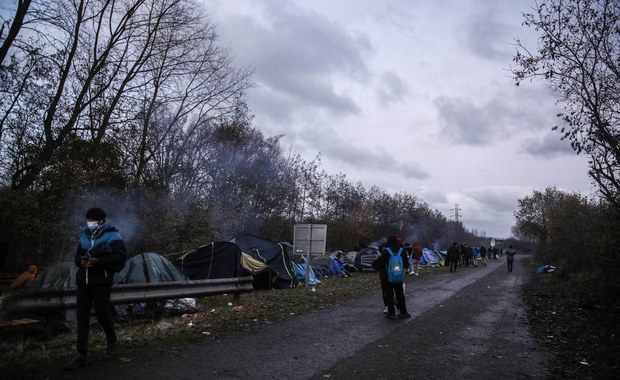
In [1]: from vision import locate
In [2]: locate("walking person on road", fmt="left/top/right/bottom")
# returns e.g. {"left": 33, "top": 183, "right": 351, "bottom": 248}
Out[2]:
{"left": 505, "top": 245, "right": 516, "bottom": 272}
{"left": 373, "top": 235, "right": 411, "bottom": 319}
{"left": 64, "top": 207, "right": 128, "bottom": 370}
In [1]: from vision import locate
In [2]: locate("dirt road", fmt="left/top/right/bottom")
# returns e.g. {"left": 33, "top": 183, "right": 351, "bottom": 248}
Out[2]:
{"left": 51, "top": 255, "right": 548, "bottom": 380}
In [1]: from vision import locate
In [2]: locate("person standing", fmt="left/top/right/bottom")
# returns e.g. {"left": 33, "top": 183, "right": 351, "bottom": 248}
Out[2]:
{"left": 505, "top": 245, "right": 516, "bottom": 272}
{"left": 447, "top": 242, "right": 459, "bottom": 273}
{"left": 410, "top": 241, "right": 422, "bottom": 276}
{"left": 64, "top": 207, "right": 127, "bottom": 370}
{"left": 480, "top": 245, "right": 487, "bottom": 266}
{"left": 373, "top": 235, "right": 411, "bottom": 319}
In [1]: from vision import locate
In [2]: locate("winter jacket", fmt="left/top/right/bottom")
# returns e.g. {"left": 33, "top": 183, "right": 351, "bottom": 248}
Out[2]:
{"left": 74, "top": 224, "right": 127, "bottom": 286}
{"left": 372, "top": 245, "right": 409, "bottom": 283}
{"left": 505, "top": 248, "right": 516, "bottom": 261}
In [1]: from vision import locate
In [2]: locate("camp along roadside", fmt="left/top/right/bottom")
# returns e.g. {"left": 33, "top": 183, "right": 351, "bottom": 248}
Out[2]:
{"left": 48, "top": 255, "right": 548, "bottom": 380}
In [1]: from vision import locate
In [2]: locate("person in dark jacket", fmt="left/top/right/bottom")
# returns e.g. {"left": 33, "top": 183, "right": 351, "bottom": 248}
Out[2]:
{"left": 64, "top": 207, "right": 127, "bottom": 370}
{"left": 372, "top": 236, "right": 410, "bottom": 319}
{"left": 447, "top": 242, "right": 459, "bottom": 273}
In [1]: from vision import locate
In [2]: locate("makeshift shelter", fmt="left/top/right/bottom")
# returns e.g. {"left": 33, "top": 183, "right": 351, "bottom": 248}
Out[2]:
{"left": 230, "top": 232, "right": 297, "bottom": 289}
{"left": 34, "top": 261, "right": 77, "bottom": 289}
{"left": 308, "top": 253, "right": 350, "bottom": 278}
{"left": 419, "top": 248, "right": 441, "bottom": 267}
{"left": 292, "top": 259, "right": 321, "bottom": 285}
{"left": 353, "top": 246, "right": 380, "bottom": 272}
{"left": 114, "top": 252, "right": 193, "bottom": 318}
{"left": 171, "top": 242, "right": 243, "bottom": 280}
{"left": 116, "top": 252, "right": 187, "bottom": 284}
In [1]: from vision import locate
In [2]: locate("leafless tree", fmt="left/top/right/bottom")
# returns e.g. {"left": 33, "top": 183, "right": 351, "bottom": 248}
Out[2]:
{"left": 0, "top": 0, "right": 251, "bottom": 191}
{"left": 512, "top": 0, "right": 620, "bottom": 208}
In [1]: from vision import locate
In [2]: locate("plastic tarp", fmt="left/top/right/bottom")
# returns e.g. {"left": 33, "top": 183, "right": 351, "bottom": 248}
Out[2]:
{"left": 171, "top": 242, "right": 242, "bottom": 280}
{"left": 115, "top": 252, "right": 186, "bottom": 284}
{"left": 292, "top": 261, "right": 321, "bottom": 285}
{"left": 241, "top": 252, "right": 269, "bottom": 273}
{"left": 354, "top": 246, "right": 380, "bottom": 272}
{"left": 230, "top": 232, "right": 297, "bottom": 289}
{"left": 34, "top": 261, "right": 77, "bottom": 289}
{"left": 114, "top": 253, "right": 190, "bottom": 318}
{"left": 419, "top": 248, "right": 440, "bottom": 267}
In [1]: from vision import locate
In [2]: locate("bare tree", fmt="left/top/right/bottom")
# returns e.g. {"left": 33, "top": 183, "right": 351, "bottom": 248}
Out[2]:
{"left": 0, "top": 0, "right": 251, "bottom": 191}
{"left": 0, "top": 0, "right": 32, "bottom": 66}
{"left": 512, "top": 0, "right": 620, "bottom": 208}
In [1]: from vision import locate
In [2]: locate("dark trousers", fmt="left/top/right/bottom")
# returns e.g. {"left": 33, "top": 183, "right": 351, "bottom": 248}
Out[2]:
{"left": 507, "top": 259, "right": 514, "bottom": 272}
{"left": 384, "top": 282, "right": 407, "bottom": 315}
{"left": 381, "top": 281, "right": 401, "bottom": 312}
{"left": 450, "top": 259, "right": 458, "bottom": 272}
{"left": 76, "top": 285, "right": 116, "bottom": 355}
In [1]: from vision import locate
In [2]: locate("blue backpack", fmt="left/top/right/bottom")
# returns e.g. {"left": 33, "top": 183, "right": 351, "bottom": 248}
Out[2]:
{"left": 386, "top": 247, "right": 405, "bottom": 283}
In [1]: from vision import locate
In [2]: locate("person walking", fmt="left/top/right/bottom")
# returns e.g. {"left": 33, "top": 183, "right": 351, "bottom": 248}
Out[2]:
{"left": 447, "top": 242, "right": 459, "bottom": 273}
{"left": 410, "top": 241, "right": 422, "bottom": 275}
{"left": 64, "top": 207, "right": 127, "bottom": 370}
{"left": 373, "top": 236, "right": 411, "bottom": 319}
{"left": 505, "top": 245, "right": 516, "bottom": 273}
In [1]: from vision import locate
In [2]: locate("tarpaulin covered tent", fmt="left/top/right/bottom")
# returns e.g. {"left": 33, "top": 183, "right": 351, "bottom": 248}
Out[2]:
{"left": 116, "top": 252, "right": 187, "bottom": 284}
{"left": 230, "top": 232, "right": 297, "bottom": 289}
{"left": 113, "top": 252, "right": 193, "bottom": 317}
{"left": 354, "top": 246, "right": 380, "bottom": 272}
{"left": 171, "top": 242, "right": 243, "bottom": 280}
{"left": 419, "top": 248, "right": 441, "bottom": 267}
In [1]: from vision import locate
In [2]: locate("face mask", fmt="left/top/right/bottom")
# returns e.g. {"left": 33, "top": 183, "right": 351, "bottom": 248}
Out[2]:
{"left": 87, "top": 221, "right": 100, "bottom": 232}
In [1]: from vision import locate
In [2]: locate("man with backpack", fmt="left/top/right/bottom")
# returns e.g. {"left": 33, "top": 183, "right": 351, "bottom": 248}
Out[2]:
{"left": 372, "top": 235, "right": 411, "bottom": 319}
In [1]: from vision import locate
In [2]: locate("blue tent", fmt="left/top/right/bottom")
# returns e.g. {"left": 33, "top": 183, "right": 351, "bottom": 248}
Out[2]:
{"left": 419, "top": 248, "right": 441, "bottom": 267}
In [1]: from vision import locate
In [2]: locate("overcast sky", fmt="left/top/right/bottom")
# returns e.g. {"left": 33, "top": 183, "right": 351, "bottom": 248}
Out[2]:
{"left": 204, "top": 0, "right": 593, "bottom": 238}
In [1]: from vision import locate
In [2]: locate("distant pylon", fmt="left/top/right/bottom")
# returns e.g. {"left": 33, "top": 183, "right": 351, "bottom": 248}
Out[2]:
{"left": 451, "top": 203, "right": 461, "bottom": 223}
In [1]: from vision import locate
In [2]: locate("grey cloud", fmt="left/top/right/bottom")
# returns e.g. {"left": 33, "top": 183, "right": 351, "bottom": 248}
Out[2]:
{"left": 295, "top": 123, "right": 429, "bottom": 180}
{"left": 435, "top": 86, "right": 559, "bottom": 146}
{"left": 519, "top": 132, "right": 576, "bottom": 158}
{"left": 464, "top": 12, "right": 514, "bottom": 61}
{"left": 419, "top": 188, "right": 448, "bottom": 204}
{"left": 434, "top": 96, "right": 495, "bottom": 145}
{"left": 217, "top": 1, "right": 372, "bottom": 120}
{"left": 376, "top": 70, "right": 409, "bottom": 107}
{"left": 465, "top": 188, "right": 518, "bottom": 213}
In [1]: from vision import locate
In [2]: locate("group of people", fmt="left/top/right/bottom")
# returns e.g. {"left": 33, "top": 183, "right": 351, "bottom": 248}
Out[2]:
{"left": 446, "top": 242, "right": 517, "bottom": 273}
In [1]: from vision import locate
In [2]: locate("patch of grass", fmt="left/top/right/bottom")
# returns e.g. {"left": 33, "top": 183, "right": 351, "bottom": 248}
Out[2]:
{"left": 0, "top": 273, "right": 382, "bottom": 378}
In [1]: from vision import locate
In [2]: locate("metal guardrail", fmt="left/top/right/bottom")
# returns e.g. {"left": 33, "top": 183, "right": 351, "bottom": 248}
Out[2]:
{"left": 0, "top": 276, "right": 254, "bottom": 319}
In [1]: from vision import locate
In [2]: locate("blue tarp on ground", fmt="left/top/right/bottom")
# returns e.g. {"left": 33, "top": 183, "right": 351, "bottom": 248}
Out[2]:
{"left": 292, "top": 261, "right": 321, "bottom": 285}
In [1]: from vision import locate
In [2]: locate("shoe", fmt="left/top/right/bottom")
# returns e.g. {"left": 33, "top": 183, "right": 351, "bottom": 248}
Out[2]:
{"left": 104, "top": 342, "right": 118, "bottom": 359}
{"left": 398, "top": 313, "right": 412, "bottom": 319}
{"left": 64, "top": 354, "right": 90, "bottom": 370}
{"left": 383, "top": 306, "right": 388, "bottom": 314}
{"left": 385, "top": 313, "right": 396, "bottom": 320}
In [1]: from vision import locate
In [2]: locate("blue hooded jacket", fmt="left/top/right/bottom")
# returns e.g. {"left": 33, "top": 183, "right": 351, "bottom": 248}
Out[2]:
{"left": 74, "top": 223, "right": 127, "bottom": 286}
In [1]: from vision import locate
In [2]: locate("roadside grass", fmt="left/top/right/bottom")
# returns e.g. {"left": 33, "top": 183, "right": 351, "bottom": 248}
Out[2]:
{"left": 0, "top": 272, "right": 383, "bottom": 378}
{"left": 521, "top": 264, "right": 620, "bottom": 379}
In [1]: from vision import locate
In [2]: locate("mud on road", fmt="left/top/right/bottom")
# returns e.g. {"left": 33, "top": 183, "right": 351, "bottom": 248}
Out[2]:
{"left": 51, "top": 256, "right": 547, "bottom": 380}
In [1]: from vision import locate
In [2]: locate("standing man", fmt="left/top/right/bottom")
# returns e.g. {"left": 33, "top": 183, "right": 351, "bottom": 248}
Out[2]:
{"left": 410, "top": 241, "right": 422, "bottom": 276}
{"left": 447, "top": 242, "right": 459, "bottom": 273}
{"left": 505, "top": 245, "right": 516, "bottom": 272}
{"left": 64, "top": 207, "right": 127, "bottom": 370}
{"left": 373, "top": 235, "right": 411, "bottom": 319}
